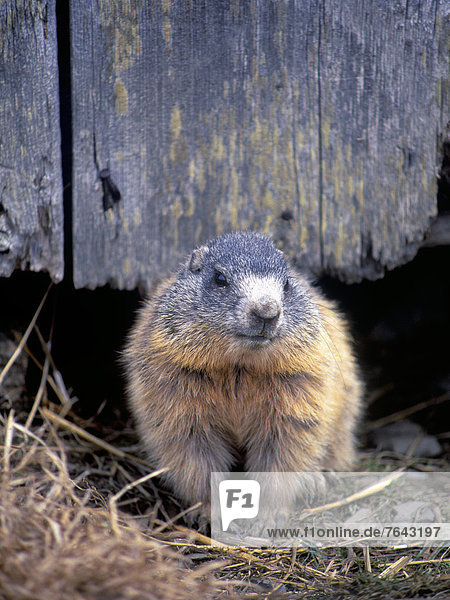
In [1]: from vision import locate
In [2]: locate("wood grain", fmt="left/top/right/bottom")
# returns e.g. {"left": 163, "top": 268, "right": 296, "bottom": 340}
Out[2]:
{"left": 0, "top": 0, "right": 63, "bottom": 281}
{"left": 69, "top": 0, "right": 447, "bottom": 288}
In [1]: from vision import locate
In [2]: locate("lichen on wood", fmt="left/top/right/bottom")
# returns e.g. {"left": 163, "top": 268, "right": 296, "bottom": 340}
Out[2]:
{"left": 68, "top": 1, "right": 446, "bottom": 288}
{"left": 0, "top": 0, "right": 63, "bottom": 281}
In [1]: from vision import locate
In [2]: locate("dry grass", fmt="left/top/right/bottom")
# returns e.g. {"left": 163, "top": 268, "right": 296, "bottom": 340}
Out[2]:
{"left": 0, "top": 413, "right": 234, "bottom": 600}
{"left": 0, "top": 293, "right": 449, "bottom": 599}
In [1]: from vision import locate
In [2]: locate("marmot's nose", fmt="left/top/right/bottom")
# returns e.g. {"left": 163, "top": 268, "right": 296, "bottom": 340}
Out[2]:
{"left": 250, "top": 297, "right": 281, "bottom": 325}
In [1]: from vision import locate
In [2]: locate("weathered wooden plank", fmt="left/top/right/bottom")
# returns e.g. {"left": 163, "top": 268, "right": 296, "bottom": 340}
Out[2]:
{"left": 319, "top": 0, "right": 447, "bottom": 280}
{"left": 0, "top": 0, "right": 63, "bottom": 281}
{"left": 70, "top": 0, "right": 447, "bottom": 289}
{"left": 70, "top": 1, "right": 321, "bottom": 289}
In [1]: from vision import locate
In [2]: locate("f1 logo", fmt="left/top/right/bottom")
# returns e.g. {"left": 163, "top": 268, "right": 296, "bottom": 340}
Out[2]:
{"left": 218, "top": 480, "right": 260, "bottom": 531}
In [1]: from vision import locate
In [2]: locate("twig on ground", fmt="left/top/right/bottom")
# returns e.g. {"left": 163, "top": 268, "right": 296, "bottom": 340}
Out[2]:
{"left": 299, "top": 471, "right": 404, "bottom": 518}
{"left": 365, "top": 392, "right": 450, "bottom": 431}
{"left": 0, "top": 284, "right": 52, "bottom": 387}
{"left": 378, "top": 555, "right": 411, "bottom": 579}
{"left": 41, "top": 408, "right": 152, "bottom": 468}
{"left": 25, "top": 355, "right": 50, "bottom": 429}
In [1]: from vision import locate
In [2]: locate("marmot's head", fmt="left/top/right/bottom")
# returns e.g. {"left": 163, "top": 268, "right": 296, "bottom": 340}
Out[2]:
{"left": 152, "top": 231, "right": 323, "bottom": 372}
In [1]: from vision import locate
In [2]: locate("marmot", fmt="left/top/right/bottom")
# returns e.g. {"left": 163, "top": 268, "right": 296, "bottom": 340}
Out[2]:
{"left": 123, "top": 231, "right": 362, "bottom": 515}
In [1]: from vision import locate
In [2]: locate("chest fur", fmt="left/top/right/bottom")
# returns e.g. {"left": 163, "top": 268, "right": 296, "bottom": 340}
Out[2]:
{"left": 177, "top": 367, "right": 322, "bottom": 446}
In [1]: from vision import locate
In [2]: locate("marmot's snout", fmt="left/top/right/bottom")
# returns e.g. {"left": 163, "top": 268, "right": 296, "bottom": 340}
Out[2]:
{"left": 250, "top": 296, "right": 280, "bottom": 322}
{"left": 237, "top": 276, "right": 283, "bottom": 340}
{"left": 249, "top": 296, "right": 281, "bottom": 335}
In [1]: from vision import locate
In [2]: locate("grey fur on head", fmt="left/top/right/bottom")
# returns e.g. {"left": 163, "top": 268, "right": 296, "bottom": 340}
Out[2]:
{"left": 155, "top": 231, "right": 320, "bottom": 349}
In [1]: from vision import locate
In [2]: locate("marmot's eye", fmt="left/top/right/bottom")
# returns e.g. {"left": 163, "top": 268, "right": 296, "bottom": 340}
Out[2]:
{"left": 214, "top": 270, "right": 228, "bottom": 287}
{"left": 283, "top": 279, "right": 290, "bottom": 293}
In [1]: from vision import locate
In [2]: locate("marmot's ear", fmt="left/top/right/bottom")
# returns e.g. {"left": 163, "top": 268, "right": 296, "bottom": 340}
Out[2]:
{"left": 188, "top": 245, "right": 209, "bottom": 273}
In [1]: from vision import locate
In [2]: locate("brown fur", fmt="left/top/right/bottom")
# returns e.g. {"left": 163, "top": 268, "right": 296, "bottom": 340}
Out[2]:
{"left": 123, "top": 235, "right": 362, "bottom": 515}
